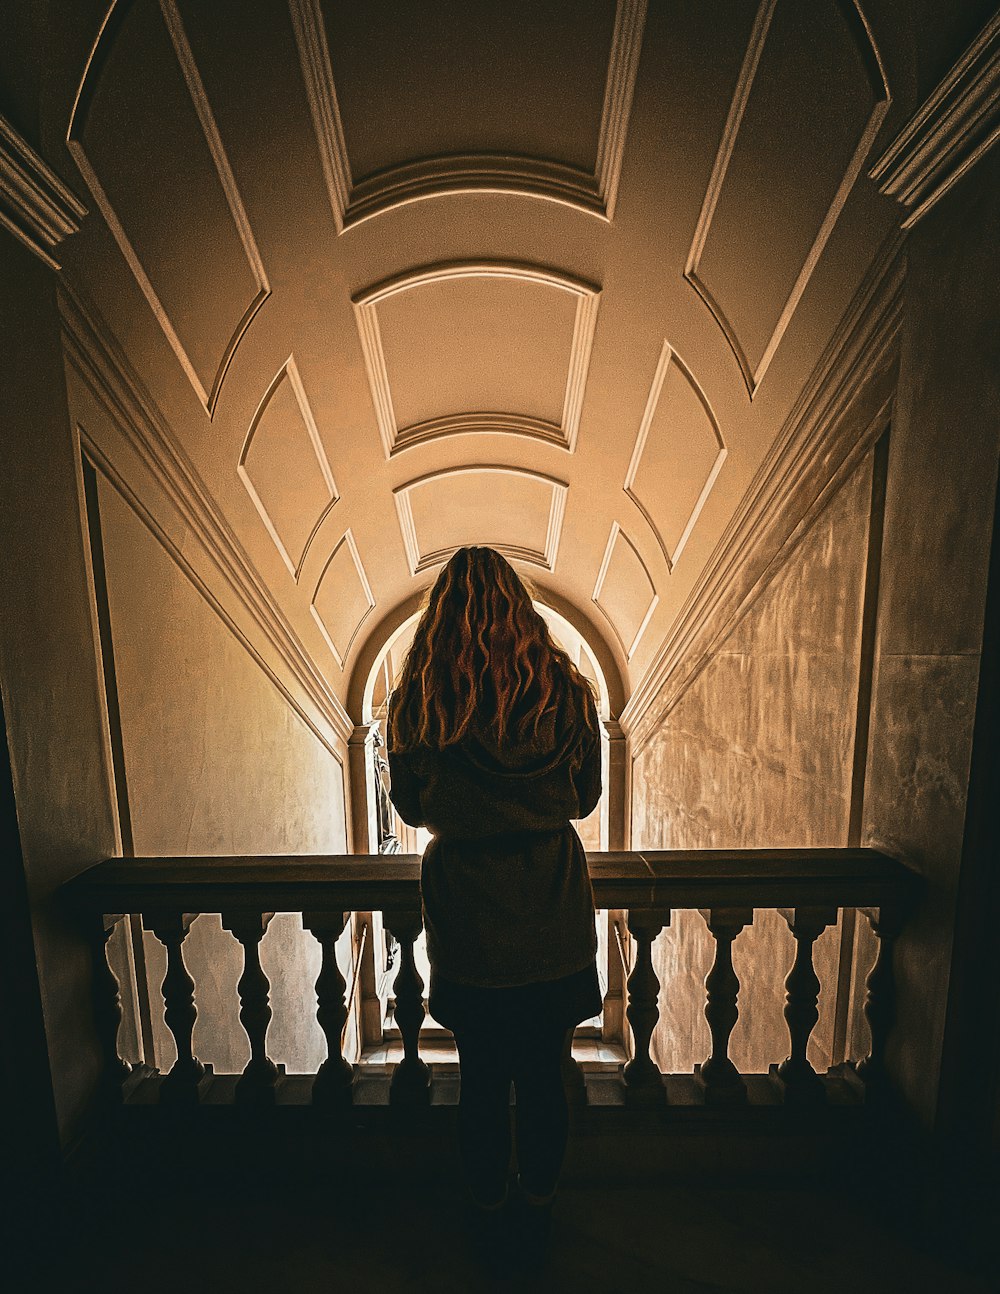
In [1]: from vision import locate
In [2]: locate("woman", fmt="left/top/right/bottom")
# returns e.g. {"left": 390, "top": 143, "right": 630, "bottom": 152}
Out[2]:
{"left": 387, "top": 546, "right": 602, "bottom": 1250}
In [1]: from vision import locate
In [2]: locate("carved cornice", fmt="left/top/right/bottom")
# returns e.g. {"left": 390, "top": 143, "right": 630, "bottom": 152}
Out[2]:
{"left": 0, "top": 115, "right": 86, "bottom": 270}
{"left": 622, "top": 230, "right": 907, "bottom": 751}
{"left": 59, "top": 281, "right": 354, "bottom": 748}
{"left": 871, "top": 12, "right": 1000, "bottom": 229}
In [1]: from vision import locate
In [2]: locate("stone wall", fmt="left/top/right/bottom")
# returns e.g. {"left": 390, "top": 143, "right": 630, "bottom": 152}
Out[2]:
{"left": 860, "top": 153, "right": 1000, "bottom": 1129}
{"left": 631, "top": 454, "right": 873, "bottom": 1074}
{"left": 99, "top": 475, "right": 349, "bottom": 1075}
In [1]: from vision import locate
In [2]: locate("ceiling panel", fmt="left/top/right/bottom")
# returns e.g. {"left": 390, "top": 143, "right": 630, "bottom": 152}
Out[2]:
{"left": 239, "top": 358, "right": 338, "bottom": 580}
{"left": 291, "top": 0, "right": 646, "bottom": 223}
{"left": 69, "top": 0, "right": 268, "bottom": 414}
{"left": 355, "top": 263, "right": 599, "bottom": 454}
{"left": 311, "top": 530, "right": 375, "bottom": 669}
{"left": 394, "top": 466, "right": 568, "bottom": 574}
{"left": 593, "top": 522, "right": 658, "bottom": 658}
{"left": 325, "top": 0, "right": 613, "bottom": 176}
{"left": 685, "top": 0, "right": 887, "bottom": 393}
{"left": 625, "top": 342, "right": 726, "bottom": 571}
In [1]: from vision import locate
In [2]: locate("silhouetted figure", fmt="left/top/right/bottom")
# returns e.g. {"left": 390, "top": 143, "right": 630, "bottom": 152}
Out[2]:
{"left": 386, "top": 546, "right": 601, "bottom": 1266}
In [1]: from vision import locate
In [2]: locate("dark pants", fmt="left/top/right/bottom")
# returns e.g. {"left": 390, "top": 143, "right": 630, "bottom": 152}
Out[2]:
{"left": 452, "top": 1018, "right": 571, "bottom": 1206}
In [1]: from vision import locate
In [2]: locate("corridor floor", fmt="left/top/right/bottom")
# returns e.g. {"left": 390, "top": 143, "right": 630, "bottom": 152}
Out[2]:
{"left": 34, "top": 1172, "right": 996, "bottom": 1293}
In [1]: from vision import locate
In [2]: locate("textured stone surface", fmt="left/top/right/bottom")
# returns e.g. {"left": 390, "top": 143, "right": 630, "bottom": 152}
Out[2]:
{"left": 877, "top": 164, "right": 1000, "bottom": 660}
{"left": 634, "top": 456, "right": 872, "bottom": 1074}
{"left": 862, "top": 652, "right": 982, "bottom": 1115}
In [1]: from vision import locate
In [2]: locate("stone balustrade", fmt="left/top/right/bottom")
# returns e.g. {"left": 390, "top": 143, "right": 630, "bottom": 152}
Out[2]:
{"left": 66, "top": 849, "right": 917, "bottom": 1111}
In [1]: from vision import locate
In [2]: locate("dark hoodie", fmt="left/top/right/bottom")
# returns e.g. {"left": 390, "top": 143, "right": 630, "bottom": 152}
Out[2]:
{"left": 387, "top": 686, "right": 602, "bottom": 989}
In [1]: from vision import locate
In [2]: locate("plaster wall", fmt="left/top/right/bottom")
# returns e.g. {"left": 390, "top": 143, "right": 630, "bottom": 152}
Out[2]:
{"left": 0, "top": 246, "right": 117, "bottom": 1147}
{"left": 632, "top": 455, "right": 872, "bottom": 1074}
{"left": 861, "top": 154, "right": 1000, "bottom": 1128}
{"left": 98, "top": 473, "right": 349, "bottom": 1075}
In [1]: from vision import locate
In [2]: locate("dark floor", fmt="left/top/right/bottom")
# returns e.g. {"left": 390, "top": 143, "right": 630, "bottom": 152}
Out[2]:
{"left": 20, "top": 1169, "right": 996, "bottom": 1294}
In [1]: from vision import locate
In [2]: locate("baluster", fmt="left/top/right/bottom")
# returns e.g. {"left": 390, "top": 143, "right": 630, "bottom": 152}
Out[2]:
{"left": 774, "top": 907, "right": 837, "bottom": 1105}
{"left": 146, "top": 913, "right": 205, "bottom": 1104}
{"left": 222, "top": 911, "right": 278, "bottom": 1105}
{"left": 302, "top": 911, "right": 355, "bottom": 1106}
{"left": 561, "top": 1028, "right": 587, "bottom": 1107}
{"left": 855, "top": 905, "right": 904, "bottom": 1101}
{"left": 91, "top": 913, "right": 132, "bottom": 1101}
{"left": 622, "top": 910, "right": 669, "bottom": 1104}
{"left": 696, "top": 908, "right": 752, "bottom": 1105}
{"left": 383, "top": 908, "right": 430, "bottom": 1104}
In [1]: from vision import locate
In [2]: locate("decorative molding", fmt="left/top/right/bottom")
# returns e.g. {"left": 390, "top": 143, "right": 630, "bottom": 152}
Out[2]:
{"left": 353, "top": 261, "right": 600, "bottom": 458}
{"left": 684, "top": 0, "right": 890, "bottom": 397}
{"left": 238, "top": 356, "right": 339, "bottom": 581}
{"left": 392, "top": 464, "right": 569, "bottom": 575}
{"left": 67, "top": 0, "right": 270, "bottom": 418}
{"left": 623, "top": 228, "right": 906, "bottom": 750}
{"left": 374, "top": 411, "right": 570, "bottom": 454}
{"left": 870, "top": 12, "right": 1000, "bottom": 229}
{"left": 289, "top": 0, "right": 647, "bottom": 229}
{"left": 624, "top": 341, "right": 727, "bottom": 572}
{"left": 592, "top": 522, "right": 659, "bottom": 660}
{"left": 287, "top": 0, "right": 352, "bottom": 224}
{"left": 58, "top": 279, "right": 354, "bottom": 746}
{"left": 80, "top": 429, "right": 344, "bottom": 766}
{"left": 310, "top": 529, "right": 376, "bottom": 670}
{"left": 0, "top": 115, "right": 87, "bottom": 270}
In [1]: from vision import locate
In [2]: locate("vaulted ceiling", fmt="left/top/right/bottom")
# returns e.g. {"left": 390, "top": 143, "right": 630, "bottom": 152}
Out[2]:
{"left": 44, "top": 0, "right": 931, "bottom": 724}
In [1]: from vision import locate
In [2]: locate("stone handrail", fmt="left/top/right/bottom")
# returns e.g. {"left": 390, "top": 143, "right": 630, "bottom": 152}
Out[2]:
{"left": 65, "top": 848, "right": 917, "bottom": 1109}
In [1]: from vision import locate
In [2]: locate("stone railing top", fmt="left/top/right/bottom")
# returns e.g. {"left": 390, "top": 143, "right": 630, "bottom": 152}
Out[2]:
{"left": 65, "top": 848, "right": 917, "bottom": 916}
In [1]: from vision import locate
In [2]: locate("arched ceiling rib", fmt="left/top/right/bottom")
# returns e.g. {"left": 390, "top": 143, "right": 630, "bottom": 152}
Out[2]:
{"left": 60, "top": 0, "right": 905, "bottom": 723}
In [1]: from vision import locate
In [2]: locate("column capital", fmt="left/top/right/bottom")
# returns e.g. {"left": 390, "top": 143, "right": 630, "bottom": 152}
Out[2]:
{"left": 602, "top": 717, "right": 626, "bottom": 741}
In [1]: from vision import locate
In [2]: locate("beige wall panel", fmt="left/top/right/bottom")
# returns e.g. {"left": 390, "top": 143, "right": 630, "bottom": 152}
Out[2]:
{"left": 97, "top": 472, "right": 347, "bottom": 1074}
{"left": 324, "top": 0, "right": 614, "bottom": 177}
{"left": 633, "top": 454, "right": 871, "bottom": 1073}
{"left": 377, "top": 275, "right": 576, "bottom": 432}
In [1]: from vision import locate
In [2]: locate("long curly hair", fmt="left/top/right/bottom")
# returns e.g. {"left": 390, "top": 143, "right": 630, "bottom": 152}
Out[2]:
{"left": 388, "top": 546, "right": 598, "bottom": 751}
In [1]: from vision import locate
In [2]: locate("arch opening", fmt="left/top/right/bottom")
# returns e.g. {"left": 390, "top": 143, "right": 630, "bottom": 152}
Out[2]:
{"left": 361, "top": 598, "right": 612, "bottom": 727}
